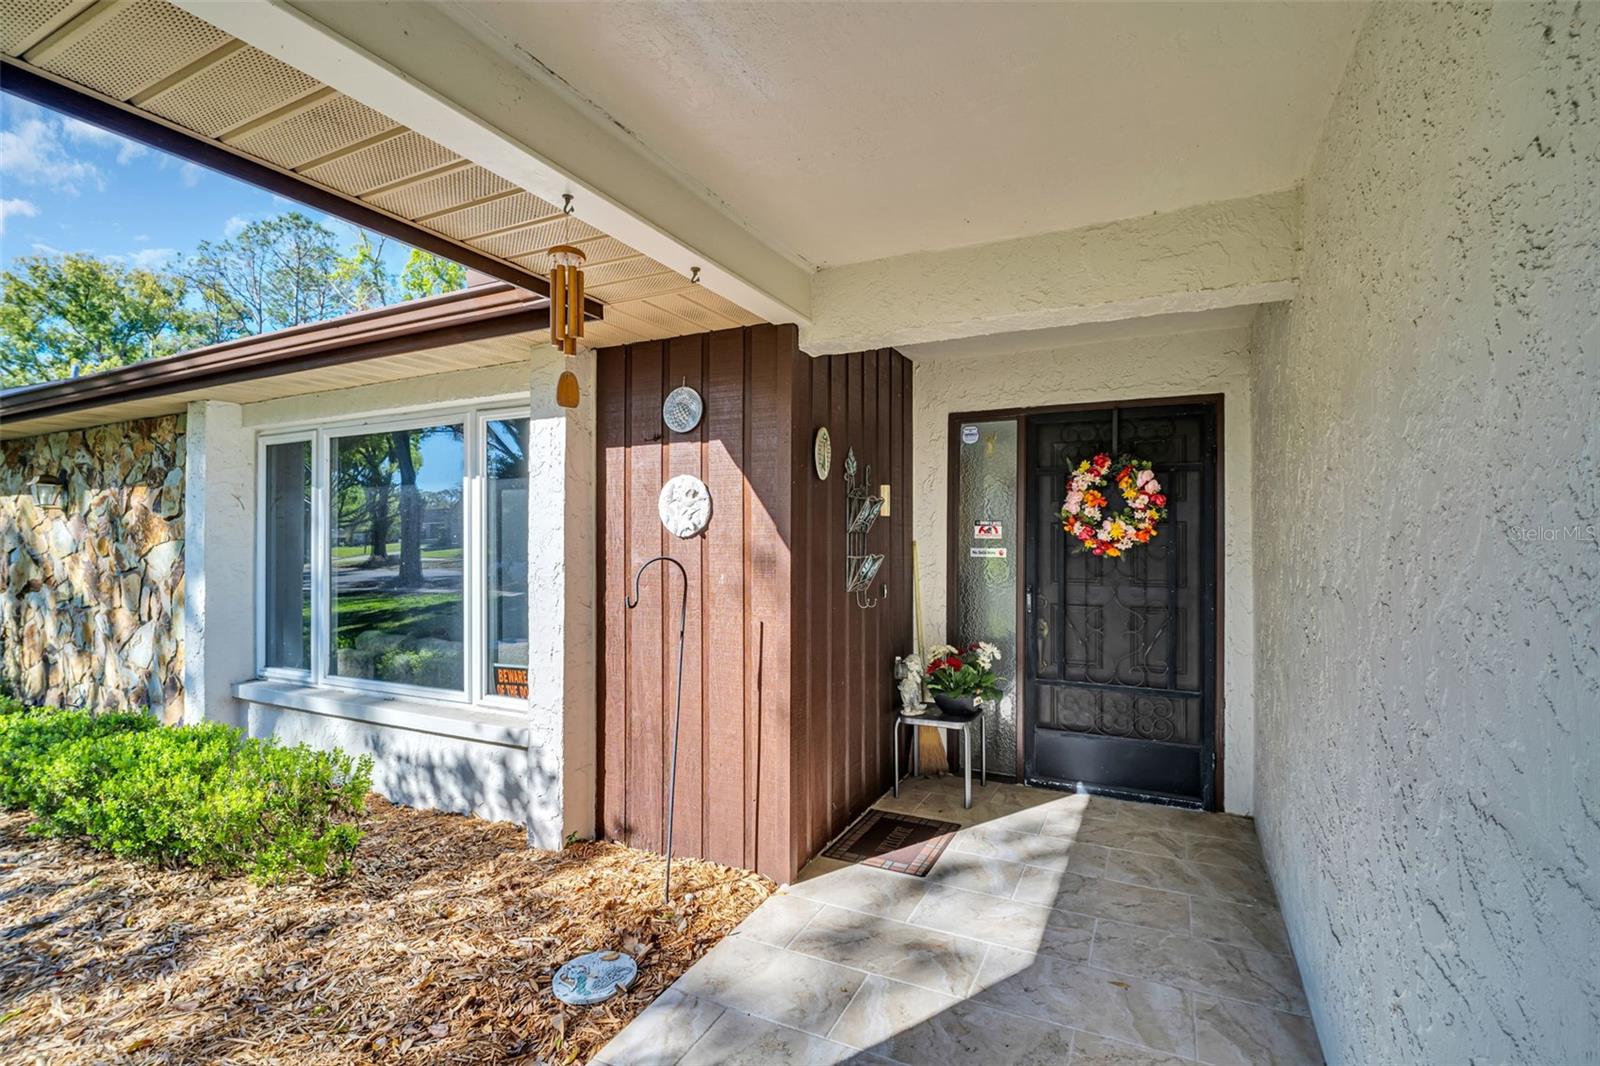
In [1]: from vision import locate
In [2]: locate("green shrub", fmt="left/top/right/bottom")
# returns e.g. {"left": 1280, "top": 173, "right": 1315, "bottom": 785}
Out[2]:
{"left": 0, "top": 703, "right": 154, "bottom": 808}
{"left": 0, "top": 704, "right": 372, "bottom": 882}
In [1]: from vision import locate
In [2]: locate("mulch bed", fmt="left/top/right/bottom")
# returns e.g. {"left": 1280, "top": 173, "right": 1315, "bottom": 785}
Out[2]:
{"left": 0, "top": 798, "right": 773, "bottom": 1064}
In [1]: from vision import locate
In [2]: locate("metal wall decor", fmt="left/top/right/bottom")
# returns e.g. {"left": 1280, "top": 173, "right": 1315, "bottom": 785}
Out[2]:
{"left": 844, "top": 447, "right": 885, "bottom": 608}
{"left": 663, "top": 383, "right": 703, "bottom": 433}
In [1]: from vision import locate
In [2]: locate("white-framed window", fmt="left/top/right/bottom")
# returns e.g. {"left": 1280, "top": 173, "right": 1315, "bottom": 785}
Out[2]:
{"left": 256, "top": 405, "right": 531, "bottom": 710}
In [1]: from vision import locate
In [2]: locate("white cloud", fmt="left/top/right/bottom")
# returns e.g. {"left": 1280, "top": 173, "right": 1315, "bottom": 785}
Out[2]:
{"left": 30, "top": 242, "right": 66, "bottom": 257}
{"left": 179, "top": 162, "right": 204, "bottom": 188}
{"left": 223, "top": 214, "right": 251, "bottom": 237}
{"left": 61, "top": 116, "right": 148, "bottom": 165}
{"left": 0, "top": 116, "right": 103, "bottom": 193}
{"left": 0, "top": 198, "right": 38, "bottom": 236}
{"left": 104, "top": 247, "right": 178, "bottom": 270}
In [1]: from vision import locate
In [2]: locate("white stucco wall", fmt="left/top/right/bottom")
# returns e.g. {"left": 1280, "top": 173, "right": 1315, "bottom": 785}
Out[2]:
{"left": 1249, "top": 4, "right": 1599, "bottom": 1063}
{"left": 808, "top": 190, "right": 1299, "bottom": 355}
{"left": 909, "top": 319, "right": 1257, "bottom": 812}
{"left": 525, "top": 354, "right": 597, "bottom": 848}
{"left": 182, "top": 400, "right": 254, "bottom": 728}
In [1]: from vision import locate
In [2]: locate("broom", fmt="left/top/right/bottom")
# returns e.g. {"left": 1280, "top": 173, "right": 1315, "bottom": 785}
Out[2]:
{"left": 911, "top": 542, "right": 949, "bottom": 775}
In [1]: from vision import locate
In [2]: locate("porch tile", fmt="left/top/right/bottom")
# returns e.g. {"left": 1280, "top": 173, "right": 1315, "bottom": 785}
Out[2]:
{"left": 594, "top": 988, "right": 724, "bottom": 1066}
{"left": 870, "top": 791, "right": 931, "bottom": 816}
{"left": 1070, "top": 1030, "right": 1199, "bottom": 1066}
{"left": 1070, "top": 822, "right": 1192, "bottom": 862}
{"left": 907, "top": 882, "right": 1096, "bottom": 961}
{"left": 1193, "top": 994, "right": 1324, "bottom": 1065}
{"left": 670, "top": 935, "right": 865, "bottom": 1036}
{"left": 1013, "top": 865, "right": 1192, "bottom": 932}
{"left": 1091, "top": 920, "right": 1310, "bottom": 1016}
{"left": 677, "top": 1007, "right": 864, "bottom": 1066}
{"left": 1182, "top": 834, "right": 1265, "bottom": 873}
{"left": 830, "top": 973, "right": 1077, "bottom": 1065}
{"left": 923, "top": 848, "right": 1029, "bottom": 897}
{"left": 949, "top": 822, "right": 1111, "bottom": 873}
{"left": 1179, "top": 811, "right": 1259, "bottom": 843}
{"left": 787, "top": 903, "right": 990, "bottom": 997}
{"left": 1102, "top": 850, "right": 1277, "bottom": 906}
{"left": 729, "top": 891, "right": 824, "bottom": 948}
{"left": 787, "top": 860, "right": 930, "bottom": 921}
{"left": 1188, "top": 897, "right": 1292, "bottom": 956}
{"left": 970, "top": 946, "right": 1196, "bottom": 1058}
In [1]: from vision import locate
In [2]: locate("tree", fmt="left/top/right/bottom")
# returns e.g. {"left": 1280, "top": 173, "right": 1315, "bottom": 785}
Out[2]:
{"left": 398, "top": 249, "right": 467, "bottom": 299}
{"left": 183, "top": 212, "right": 355, "bottom": 340}
{"left": 332, "top": 232, "right": 392, "bottom": 312}
{"left": 0, "top": 254, "right": 198, "bottom": 386}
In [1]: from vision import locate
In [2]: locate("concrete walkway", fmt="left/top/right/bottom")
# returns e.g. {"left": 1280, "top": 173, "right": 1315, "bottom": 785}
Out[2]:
{"left": 597, "top": 776, "right": 1321, "bottom": 1065}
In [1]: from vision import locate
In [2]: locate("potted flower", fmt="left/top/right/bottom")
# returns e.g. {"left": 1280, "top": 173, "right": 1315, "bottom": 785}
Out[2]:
{"left": 924, "top": 642, "right": 1005, "bottom": 715}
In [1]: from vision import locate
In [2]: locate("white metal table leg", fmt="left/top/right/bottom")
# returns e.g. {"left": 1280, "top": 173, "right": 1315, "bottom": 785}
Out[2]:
{"left": 892, "top": 718, "right": 900, "bottom": 796}
{"left": 962, "top": 724, "right": 972, "bottom": 809}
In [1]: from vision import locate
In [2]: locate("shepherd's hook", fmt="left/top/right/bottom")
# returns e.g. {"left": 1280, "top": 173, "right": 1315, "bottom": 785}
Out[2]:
{"left": 625, "top": 555, "right": 688, "bottom": 907}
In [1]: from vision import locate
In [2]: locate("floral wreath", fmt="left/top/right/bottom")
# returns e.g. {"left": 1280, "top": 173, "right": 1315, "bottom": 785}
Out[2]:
{"left": 1060, "top": 453, "right": 1167, "bottom": 557}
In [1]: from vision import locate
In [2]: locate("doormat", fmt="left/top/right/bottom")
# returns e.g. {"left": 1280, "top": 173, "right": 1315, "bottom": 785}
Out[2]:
{"left": 821, "top": 810, "right": 961, "bottom": 877}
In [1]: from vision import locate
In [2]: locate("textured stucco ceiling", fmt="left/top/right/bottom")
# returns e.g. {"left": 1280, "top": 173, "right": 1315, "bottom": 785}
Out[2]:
{"left": 449, "top": 1, "right": 1368, "bottom": 268}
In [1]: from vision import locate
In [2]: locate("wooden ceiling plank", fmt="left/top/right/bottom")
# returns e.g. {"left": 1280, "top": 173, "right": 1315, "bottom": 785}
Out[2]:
{"left": 22, "top": 0, "right": 126, "bottom": 64}
{"left": 129, "top": 38, "right": 245, "bottom": 106}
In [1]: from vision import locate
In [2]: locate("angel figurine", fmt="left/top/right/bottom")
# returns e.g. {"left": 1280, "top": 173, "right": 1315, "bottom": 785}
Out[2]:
{"left": 894, "top": 653, "right": 925, "bottom": 715}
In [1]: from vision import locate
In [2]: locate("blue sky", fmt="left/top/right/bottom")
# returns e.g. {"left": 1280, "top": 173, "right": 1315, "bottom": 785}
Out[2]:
{"left": 0, "top": 93, "right": 415, "bottom": 276}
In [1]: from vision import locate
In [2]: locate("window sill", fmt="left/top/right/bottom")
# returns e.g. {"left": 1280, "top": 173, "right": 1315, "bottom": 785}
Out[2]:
{"left": 233, "top": 679, "right": 528, "bottom": 748}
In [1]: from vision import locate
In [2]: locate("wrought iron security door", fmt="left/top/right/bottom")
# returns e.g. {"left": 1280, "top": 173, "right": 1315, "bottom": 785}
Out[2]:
{"left": 1024, "top": 402, "right": 1218, "bottom": 808}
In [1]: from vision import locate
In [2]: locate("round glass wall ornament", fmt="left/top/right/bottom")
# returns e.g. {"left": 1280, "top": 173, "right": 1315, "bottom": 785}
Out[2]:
{"left": 659, "top": 474, "right": 712, "bottom": 537}
{"left": 663, "top": 385, "right": 704, "bottom": 434}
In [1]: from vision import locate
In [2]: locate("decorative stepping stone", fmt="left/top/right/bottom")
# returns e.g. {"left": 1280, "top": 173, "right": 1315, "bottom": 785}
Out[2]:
{"left": 552, "top": 950, "right": 638, "bottom": 1006}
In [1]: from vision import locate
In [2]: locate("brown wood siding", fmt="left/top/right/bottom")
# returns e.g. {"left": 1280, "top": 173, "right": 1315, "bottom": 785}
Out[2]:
{"left": 597, "top": 327, "right": 910, "bottom": 883}
{"left": 790, "top": 349, "right": 914, "bottom": 871}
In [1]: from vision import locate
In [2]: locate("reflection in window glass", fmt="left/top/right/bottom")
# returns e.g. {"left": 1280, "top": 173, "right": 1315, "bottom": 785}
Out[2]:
{"left": 262, "top": 440, "right": 311, "bottom": 670}
{"left": 330, "top": 424, "right": 464, "bottom": 690}
{"left": 486, "top": 418, "right": 530, "bottom": 698}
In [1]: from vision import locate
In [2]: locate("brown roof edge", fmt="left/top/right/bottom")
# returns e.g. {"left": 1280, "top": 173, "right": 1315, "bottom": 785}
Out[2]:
{"left": 1, "top": 284, "right": 550, "bottom": 425}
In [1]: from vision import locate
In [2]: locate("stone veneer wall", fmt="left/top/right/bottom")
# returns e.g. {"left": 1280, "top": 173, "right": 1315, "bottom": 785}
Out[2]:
{"left": 1250, "top": 4, "right": 1597, "bottom": 1063}
{"left": 0, "top": 416, "right": 186, "bottom": 720}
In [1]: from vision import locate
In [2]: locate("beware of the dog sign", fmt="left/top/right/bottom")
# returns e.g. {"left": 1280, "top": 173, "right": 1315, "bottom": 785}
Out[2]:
{"left": 974, "top": 521, "right": 1002, "bottom": 540}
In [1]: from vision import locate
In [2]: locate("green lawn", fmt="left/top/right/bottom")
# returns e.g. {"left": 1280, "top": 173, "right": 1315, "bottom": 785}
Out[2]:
{"left": 333, "top": 591, "right": 460, "bottom": 646}
{"left": 332, "top": 544, "right": 463, "bottom": 561}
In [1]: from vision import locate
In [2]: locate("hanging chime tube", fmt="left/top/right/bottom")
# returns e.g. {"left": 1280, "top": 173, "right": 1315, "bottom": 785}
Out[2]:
{"left": 550, "top": 263, "right": 567, "bottom": 350}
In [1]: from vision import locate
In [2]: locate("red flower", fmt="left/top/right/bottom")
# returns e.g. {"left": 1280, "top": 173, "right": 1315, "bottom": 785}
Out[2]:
{"left": 1152, "top": 493, "right": 1167, "bottom": 506}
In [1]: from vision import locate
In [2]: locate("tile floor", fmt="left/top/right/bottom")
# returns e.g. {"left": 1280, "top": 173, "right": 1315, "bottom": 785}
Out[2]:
{"left": 597, "top": 776, "right": 1322, "bottom": 1066}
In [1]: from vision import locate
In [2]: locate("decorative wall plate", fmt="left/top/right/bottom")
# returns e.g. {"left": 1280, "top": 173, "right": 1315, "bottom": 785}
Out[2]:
{"left": 663, "top": 385, "right": 704, "bottom": 433}
{"left": 658, "top": 474, "right": 712, "bottom": 537}
{"left": 813, "top": 426, "right": 832, "bottom": 480}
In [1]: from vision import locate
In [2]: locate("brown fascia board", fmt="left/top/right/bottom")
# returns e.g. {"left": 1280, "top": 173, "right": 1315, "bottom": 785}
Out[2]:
{"left": 0, "top": 283, "right": 549, "bottom": 425}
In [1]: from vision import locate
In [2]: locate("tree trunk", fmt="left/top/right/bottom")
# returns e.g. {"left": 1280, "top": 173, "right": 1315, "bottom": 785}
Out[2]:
{"left": 367, "top": 485, "right": 392, "bottom": 563}
{"left": 394, "top": 432, "right": 424, "bottom": 588}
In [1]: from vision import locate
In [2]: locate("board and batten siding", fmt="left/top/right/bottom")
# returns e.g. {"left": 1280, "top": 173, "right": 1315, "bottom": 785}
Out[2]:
{"left": 596, "top": 325, "right": 912, "bottom": 882}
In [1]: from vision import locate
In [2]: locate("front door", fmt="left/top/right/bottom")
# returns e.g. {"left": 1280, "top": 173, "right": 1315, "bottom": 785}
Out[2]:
{"left": 1023, "top": 402, "right": 1218, "bottom": 808}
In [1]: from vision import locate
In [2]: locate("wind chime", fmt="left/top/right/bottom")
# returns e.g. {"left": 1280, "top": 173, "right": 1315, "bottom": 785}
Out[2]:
{"left": 549, "top": 193, "right": 586, "bottom": 408}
